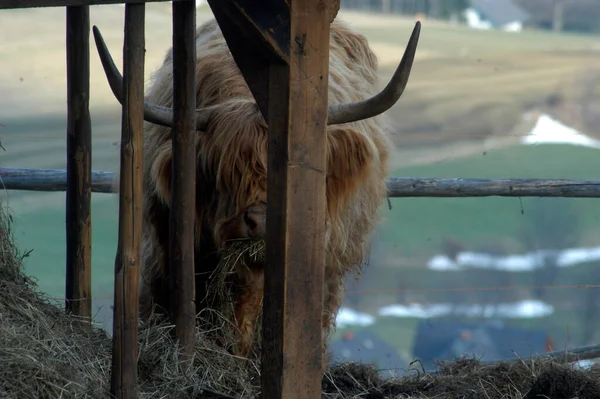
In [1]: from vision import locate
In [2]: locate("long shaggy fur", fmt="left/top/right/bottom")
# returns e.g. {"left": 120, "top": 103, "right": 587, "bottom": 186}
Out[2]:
{"left": 135, "top": 18, "right": 395, "bottom": 361}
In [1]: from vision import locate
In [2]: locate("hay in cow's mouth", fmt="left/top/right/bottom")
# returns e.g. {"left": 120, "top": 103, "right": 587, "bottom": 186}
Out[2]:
{"left": 202, "top": 238, "right": 266, "bottom": 356}
{"left": 211, "top": 238, "right": 266, "bottom": 293}
{"left": 2, "top": 199, "right": 600, "bottom": 399}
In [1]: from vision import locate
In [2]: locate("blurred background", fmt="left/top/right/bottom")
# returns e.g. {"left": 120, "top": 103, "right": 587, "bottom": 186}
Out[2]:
{"left": 1, "top": 0, "right": 600, "bottom": 378}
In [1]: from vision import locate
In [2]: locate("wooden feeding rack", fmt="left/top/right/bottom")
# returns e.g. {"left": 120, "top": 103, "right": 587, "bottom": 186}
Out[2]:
{"left": 1, "top": 0, "right": 379, "bottom": 397}
{"left": 94, "top": 0, "right": 344, "bottom": 395}
{"left": 5, "top": 1, "right": 600, "bottom": 399}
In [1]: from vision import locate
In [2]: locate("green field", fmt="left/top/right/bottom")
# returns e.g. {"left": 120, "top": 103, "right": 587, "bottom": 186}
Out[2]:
{"left": 2, "top": 7, "right": 600, "bottom": 348}
{"left": 378, "top": 143, "right": 600, "bottom": 259}
{"left": 333, "top": 309, "right": 594, "bottom": 364}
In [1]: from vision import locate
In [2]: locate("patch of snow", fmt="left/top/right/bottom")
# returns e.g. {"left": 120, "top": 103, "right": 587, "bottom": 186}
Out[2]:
{"left": 336, "top": 307, "right": 376, "bottom": 328}
{"left": 521, "top": 114, "right": 600, "bottom": 149}
{"left": 378, "top": 303, "right": 453, "bottom": 319}
{"left": 573, "top": 359, "right": 596, "bottom": 370}
{"left": 427, "top": 246, "right": 600, "bottom": 272}
{"left": 378, "top": 299, "right": 554, "bottom": 319}
{"left": 494, "top": 299, "right": 554, "bottom": 318}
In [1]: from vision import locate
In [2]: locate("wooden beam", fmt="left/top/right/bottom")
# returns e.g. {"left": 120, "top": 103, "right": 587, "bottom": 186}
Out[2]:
{"left": 169, "top": 0, "right": 197, "bottom": 364}
{"left": 5, "top": 168, "right": 600, "bottom": 198}
{"left": 209, "top": 0, "right": 330, "bottom": 395}
{"left": 384, "top": 177, "right": 600, "bottom": 198}
{"left": 207, "top": 0, "right": 290, "bottom": 121}
{"left": 206, "top": 0, "right": 330, "bottom": 396}
{"left": 0, "top": 0, "right": 171, "bottom": 9}
{"left": 65, "top": 4, "right": 92, "bottom": 322}
{"left": 110, "top": 3, "right": 145, "bottom": 398}
{"left": 0, "top": 168, "right": 114, "bottom": 192}
{"left": 261, "top": 0, "right": 330, "bottom": 395}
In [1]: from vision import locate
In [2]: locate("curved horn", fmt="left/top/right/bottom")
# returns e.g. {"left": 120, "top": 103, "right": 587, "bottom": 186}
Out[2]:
{"left": 92, "top": 25, "right": 211, "bottom": 131}
{"left": 326, "top": 21, "right": 421, "bottom": 126}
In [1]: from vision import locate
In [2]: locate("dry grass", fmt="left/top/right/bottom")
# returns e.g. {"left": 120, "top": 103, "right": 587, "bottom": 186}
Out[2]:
{"left": 205, "top": 239, "right": 265, "bottom": 318}
{"left": 203, "top": 239, "right": 266, "bottom": 356}
{"left": 323, "top": 358, "right": 600, "bottom": 399}
{"left": 0, "top": 202, "right": 112, "bottom": 398}
{"left": 0, "top": 199, "right": 258, "bottom": 398}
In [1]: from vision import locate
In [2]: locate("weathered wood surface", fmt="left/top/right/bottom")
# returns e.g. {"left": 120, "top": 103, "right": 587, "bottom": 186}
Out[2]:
{"left": 169, "top": 0, "right": 197, "bottom": 365}
{"left": 209, "top": 0, "right": 330, "bottom": 397}
{"left": 0, "top": 0, "right": 172, "bottom": 9}
{"left": 108, "top": 4, "right": 145, "bottom": 398}
{"left": 208, "top": 0, "right": 290, "bottom": 121}
{"left": 4, "top": 168, "right": 600, "bottom": 198}
{"left": 386, "top": 177, "right": 600, "bottom": 197}
{"left": 65, "top": 4, "right": 92, "bottom": 322}
{"left": 0, "top": 168, "right": 114, "bottom": 192}
{"left": 263, "top": 0, "right": 329, "bottom": 396}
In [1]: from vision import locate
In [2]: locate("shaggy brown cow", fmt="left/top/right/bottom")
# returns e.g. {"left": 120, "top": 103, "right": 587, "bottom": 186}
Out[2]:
{"left": 93, "top": 17, "right": 419, "bottom": 360}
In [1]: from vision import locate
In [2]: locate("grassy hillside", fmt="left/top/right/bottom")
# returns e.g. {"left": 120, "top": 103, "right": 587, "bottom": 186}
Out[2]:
{"left": 354, "top": 12, "right": 600, "bottom": 151}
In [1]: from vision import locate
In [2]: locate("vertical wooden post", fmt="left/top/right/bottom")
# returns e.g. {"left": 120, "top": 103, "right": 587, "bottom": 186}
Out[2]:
{"left": 169, "top": 0, "right": 197, "bottom": 364}
{"left": 262, "top": 0, "right": 330, "bottom": 397}
{"left": 65, "top": 4, "right": 92, "bottom": 322}
{"left": 110, "top": 3, "right": 145, "bottom": 398}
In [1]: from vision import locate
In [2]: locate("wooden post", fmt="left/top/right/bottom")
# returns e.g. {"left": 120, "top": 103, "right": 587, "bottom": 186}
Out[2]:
{"left": 109, "top": 3, "right": 145, "bottom": 398}
{"left": 207, "top": 0, "right": 333, "bottom": 395}
{"left": 261, "top": 1, "right": 330, "bottom": 396}
{"left": 207, "top": 0, "right": 329, "bottom": 395}
{"left": 65, "top": 4, "right": 92, "bottom": 322}
{"left": 169, "top": 0, "right": 197, "bottom": 364}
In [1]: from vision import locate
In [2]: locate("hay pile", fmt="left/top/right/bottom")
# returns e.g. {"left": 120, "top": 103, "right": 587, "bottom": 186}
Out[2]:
{"left": 0, "top": 202, "right": 258, "bottom": 399}
{"left": 1, "top": 200, "right": 600, "bottom": 398}
{"left": 324, "top": 359, "right": 600, "bottom": 398}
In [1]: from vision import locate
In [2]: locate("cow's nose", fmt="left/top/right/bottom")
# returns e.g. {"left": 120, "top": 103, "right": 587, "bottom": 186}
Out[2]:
{"left": 243, "top": 206, "right": 266, "bottom": 238}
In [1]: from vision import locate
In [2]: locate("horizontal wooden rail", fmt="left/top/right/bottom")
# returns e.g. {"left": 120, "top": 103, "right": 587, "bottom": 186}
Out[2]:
{"left": 0, "top": 0, "right": 176, "bottom": 9}
{"left": 0, "top": 168, "right": 114, "bottom": 192}
{"left": 386, "top": 177, "right": 600, "bottom": 198}
{"left": 2, "top": 168, "right": 600, "bottom": 198}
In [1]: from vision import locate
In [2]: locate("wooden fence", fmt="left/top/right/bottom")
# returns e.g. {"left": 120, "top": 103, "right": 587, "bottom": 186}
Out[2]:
{"left": 4, "top": 168, "right": 600, "bottom": 198}
{"left": 2, "top": 1, "right": 600, "bottom": 399}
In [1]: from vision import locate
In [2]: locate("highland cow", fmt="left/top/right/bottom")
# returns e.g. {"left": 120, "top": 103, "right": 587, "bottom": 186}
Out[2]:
{"left": 93, "top": 17, "right": 419, "bottom": 360}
